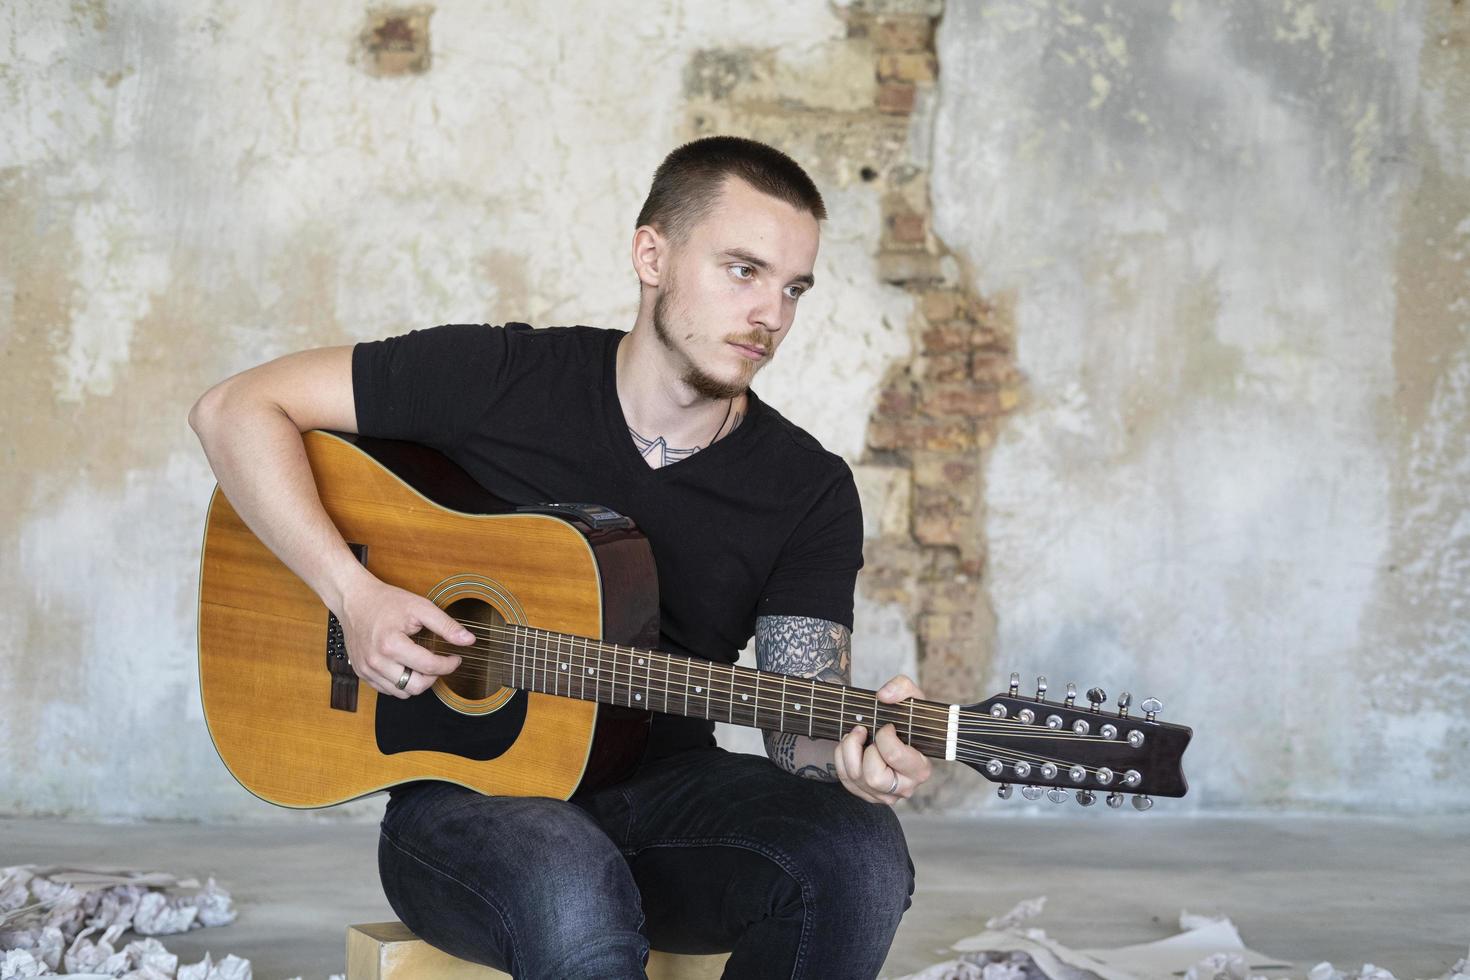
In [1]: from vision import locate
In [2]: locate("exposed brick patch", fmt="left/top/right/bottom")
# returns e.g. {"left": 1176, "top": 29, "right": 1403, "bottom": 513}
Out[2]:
{"left": 678, "top": 2, "right": 1017, "bottom": 809}
{"left": 358, "top": 6, "right": 433, "bottom": 77}
{"left": 848, "top": 3, "right": 1023, "bottom": 808}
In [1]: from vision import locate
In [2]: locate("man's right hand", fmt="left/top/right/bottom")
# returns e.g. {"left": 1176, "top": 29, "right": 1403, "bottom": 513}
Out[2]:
{"left": 338, "top": 576, "right": 475, "bottom": 698}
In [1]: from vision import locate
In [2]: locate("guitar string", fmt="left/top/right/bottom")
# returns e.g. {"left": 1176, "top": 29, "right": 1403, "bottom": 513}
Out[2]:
{"left": 414, "top": 622, "right": 1123, "bottom": 744}
{"left": 417, "top": 631, "right": 1118, "bottom": 750}
{"left": 405, "top": 634, "right": 1126, "bottom": 774}
{"left": 409, "top": 633, "right": 1115, "bottom": 779}
{"left": 418, "top": 633, "right": 1091, "bottom": 746}
{"left": 440, "top": 617, "right": 1083, "bottom": 735}
{"left": 412, "top": 632, "right": 1122, "bottom": 781}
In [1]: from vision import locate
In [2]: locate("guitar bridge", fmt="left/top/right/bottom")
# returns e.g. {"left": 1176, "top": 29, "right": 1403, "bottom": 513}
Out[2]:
{"left": 325, "top": 542, "right": 368, "bottom": 712}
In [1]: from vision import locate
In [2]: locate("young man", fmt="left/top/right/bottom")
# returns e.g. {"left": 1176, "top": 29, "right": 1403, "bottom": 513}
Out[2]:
{"left": 190, "top": 136, "right": 931, "bottom": 978}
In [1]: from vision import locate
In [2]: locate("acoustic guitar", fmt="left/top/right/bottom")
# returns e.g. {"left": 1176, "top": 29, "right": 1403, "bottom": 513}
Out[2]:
{"left": 196, "top": 430, "right": 1191, "bottom": 811}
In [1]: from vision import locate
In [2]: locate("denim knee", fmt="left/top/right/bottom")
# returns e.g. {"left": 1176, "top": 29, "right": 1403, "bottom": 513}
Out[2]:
{"left": 801, "top": 797, "right": 915, "bottom": 916}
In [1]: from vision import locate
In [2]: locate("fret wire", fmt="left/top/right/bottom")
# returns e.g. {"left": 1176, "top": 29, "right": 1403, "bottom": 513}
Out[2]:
{"left": 727, "top": 661, "right": 735, "bottom": 724}
{"left": 780, "top": 675, "right": 788, "bottom": 733}
{"left": 808, "top": 679, "right": 815, "bottom": 738}
{"left": 426, "top": 628, "right": 993, "bottom": 743}
{"left": 487, "top": 626, "right": 976, "bottom": 741}
{"left": 705, "top": 660, "right": 713, "bottom": 721}
{"left": 437, "top": 635, "right": 1063, "bottom": 760}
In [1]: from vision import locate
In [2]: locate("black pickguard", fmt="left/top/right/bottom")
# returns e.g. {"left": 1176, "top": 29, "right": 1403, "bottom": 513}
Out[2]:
{"left": 375, "top": 688, "right": 529, "bottom": 760}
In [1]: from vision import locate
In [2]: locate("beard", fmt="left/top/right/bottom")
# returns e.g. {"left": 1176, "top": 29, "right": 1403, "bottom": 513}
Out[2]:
{"left": 651, "top": 281, "right": 763, "bottom": 401}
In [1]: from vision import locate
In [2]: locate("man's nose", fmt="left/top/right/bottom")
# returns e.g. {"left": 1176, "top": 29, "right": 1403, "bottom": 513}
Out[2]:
{"left": 749, "top": 284, "right": 784, "bottom": 331}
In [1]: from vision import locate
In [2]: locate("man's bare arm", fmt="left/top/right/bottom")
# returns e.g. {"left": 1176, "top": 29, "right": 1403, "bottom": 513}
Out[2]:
{"left": 188, "top": 346, "right": 469, "bottom": 698}
{"left": 757, "top": 615, "right": 851, "bottom": 782}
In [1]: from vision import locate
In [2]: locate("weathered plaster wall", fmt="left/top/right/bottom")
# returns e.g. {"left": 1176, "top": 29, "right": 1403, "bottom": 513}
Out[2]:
{"left": 6, "top": 0, "right": 1465, "bottom": 821}
{"left": 933, "top": 0, "right": 1470, "bottom": 811}
{"left": 0, "top": 1, "right": 920, "bottom": 819}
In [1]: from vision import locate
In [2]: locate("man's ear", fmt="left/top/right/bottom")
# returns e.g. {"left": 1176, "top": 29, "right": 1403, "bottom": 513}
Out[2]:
{"left": 631, "top": 225, "right": 667, "bottom": 288}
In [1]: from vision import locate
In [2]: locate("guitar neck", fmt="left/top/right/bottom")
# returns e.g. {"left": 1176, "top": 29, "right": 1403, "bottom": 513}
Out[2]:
{"left": 422, "top": 624, "right": 959, "bottom": 761}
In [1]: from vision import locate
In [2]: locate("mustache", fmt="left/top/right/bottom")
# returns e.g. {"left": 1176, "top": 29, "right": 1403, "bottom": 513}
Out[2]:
{"left": 725, "top": 333, "right": 772, "bottom": 354}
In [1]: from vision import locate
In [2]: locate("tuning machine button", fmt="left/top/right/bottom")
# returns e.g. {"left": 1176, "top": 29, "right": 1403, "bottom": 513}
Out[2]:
{"left": 1087, "top": 687, "right": 1107, "bottom": 712}
{"left": 1040, "top": 763, "right": 1058, "bottom": 780}
{"left": 1046, "top": 787, "right": 1069, "bottom": 804}
{"left": 1141, "top": 697, "right": 1163, "bottom": 722}
{"left": 1132, "top": 794, "right": 1154, "bottom": 811}
{"left": 1021, "top": 784, "right": 1043, "bottom": 801}
{"left": 1064, "top": 683, "right": 1078, "bottom": 707}
{"left": 1106, "top": 792, "right": 1124, "bottom": 809}
{"left": 1009, "top": 672, "right": 1020, "bottom": 697}
{"left": 1076, "top": 790, "right": 1096, "bottom": 807}
{"left": 1117, "top": 691, "right": 1132, "bottom": 718}
{"left": 997, "top": 783, "right": 1013, "bottom": 800}
{"left": 1035, "top": 676, "right": 1048, "bottom": 701}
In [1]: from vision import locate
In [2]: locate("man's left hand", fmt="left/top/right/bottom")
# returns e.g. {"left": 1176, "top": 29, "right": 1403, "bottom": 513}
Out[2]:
{"left": 834, "top": 674, "right": 934, "bottom": 805}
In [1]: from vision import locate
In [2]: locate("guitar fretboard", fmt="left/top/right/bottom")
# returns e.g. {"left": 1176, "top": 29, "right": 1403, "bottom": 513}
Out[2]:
{"left": 421, "top": 623, "right": 959, "bottom": 761}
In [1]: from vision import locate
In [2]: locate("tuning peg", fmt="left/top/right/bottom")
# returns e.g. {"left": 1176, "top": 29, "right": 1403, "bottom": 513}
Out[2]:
{"left": 1086, "top": 687, "right": 1107, "bottom": 711}
{"left": 1076, "top": 790, "right": 1096, "bottom": 807}
{"left": 1021, "top": 784, "right": 1043, "bottom": 801}
{"left": 1106, "top": 792, "right": 1124, "bottom": 808}
{"left": 1046, "top": 787, "right": 1069, "bottom": 804}
{"left": 985, "top": 758, "right": 1005, "bottom": 777}
{"left": 1116, "top": 691, "right": 1131, "bottom": 717}
{"left": 997, "top": 783, "right": 1013, "bottom": 800}
{"left": 1064, "top": 683, "right": 1077, "bottom": 707}
{"left": 1009, "top": 672, "right": 1020, "bottom": 696}
{"left": 1141, "top": 697, "right": 1163, "bottom": 722}
{"left": 1035, "top": 675, "right": 1048, "bottom": 700}
{"left": 1132, "top": 794, "right": 1154, "bottom": 811}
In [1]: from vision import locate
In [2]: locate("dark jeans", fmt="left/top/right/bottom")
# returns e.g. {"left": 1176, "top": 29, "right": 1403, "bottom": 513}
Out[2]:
{"left": 377, "top": 746, "right": 915, "bottom": 979}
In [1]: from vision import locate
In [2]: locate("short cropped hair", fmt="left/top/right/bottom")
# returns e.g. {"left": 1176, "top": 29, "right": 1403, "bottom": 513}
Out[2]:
{"left": 635, "top": 136, "right": 827, "bottom": 244}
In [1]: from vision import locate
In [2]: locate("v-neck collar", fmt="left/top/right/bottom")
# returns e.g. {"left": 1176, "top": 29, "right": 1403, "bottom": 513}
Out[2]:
{"left": 602, "top": 331, "right": 763, "bottom": 478}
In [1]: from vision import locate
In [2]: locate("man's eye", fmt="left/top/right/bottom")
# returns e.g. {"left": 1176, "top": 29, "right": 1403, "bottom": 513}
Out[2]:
{"left": 785, "top": 285, "right": 805, "bottom": 300}
{"left": 730, "top": 264, "right": 754, "bottom": 280}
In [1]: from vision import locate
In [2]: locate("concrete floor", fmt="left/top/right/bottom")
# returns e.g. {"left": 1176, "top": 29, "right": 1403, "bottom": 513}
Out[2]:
{"left": 2, "top": 812, "right": 1466, "bottom": 979}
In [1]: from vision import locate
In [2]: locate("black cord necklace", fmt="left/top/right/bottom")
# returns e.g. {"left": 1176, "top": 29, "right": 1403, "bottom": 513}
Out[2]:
{"left": 707, "top": 397, "right": 734, "bottom": 448}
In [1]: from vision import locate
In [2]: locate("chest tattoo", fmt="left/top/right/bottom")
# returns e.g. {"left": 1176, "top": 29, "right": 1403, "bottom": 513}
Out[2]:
{"left": 628, "top": 426, "right": 700, "bottom": 468}
{"left": 627, "top": 412, "right": 743, "bottom": 470}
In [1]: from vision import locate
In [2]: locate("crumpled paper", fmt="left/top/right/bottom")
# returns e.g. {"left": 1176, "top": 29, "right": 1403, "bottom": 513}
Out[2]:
{"left": 890, "top": 898, "right": 1469, "bottom": 980}
{"left": 0, "top": 866, "right": 248, "bottom": 980}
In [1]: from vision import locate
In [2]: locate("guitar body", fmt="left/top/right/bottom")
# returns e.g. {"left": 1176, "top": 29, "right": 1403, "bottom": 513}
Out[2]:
{"left": 197, "top": 430, "right": 659, "bottom": 809}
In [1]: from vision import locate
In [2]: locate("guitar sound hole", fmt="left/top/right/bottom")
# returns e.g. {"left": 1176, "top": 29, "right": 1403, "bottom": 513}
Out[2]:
{"left": 440, "top": 596, "right": 507, "bottom": 702}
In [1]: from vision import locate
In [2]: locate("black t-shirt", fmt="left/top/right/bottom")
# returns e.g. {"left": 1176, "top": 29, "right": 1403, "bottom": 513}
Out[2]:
{"left": 352, "top": 323, "right": 864, "bottom": 759}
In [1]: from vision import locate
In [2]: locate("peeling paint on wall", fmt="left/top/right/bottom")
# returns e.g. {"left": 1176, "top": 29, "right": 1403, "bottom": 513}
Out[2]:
{"left": 932, "top": 0, "right": 1467, "bottom": 811}
{"left": 1, "top": 0, "right": 921, "bottom": 820}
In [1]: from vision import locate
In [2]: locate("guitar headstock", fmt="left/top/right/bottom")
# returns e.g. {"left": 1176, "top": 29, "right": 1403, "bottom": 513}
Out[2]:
{"left": 958, "top": 673, "right": 1192, "bottom": 810}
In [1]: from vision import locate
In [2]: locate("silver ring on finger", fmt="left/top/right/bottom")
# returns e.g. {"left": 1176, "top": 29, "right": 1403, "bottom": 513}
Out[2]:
{"left": 887, "top": 772, "right": 900, "bottom": 796}
{"left": 396, "top": 666, "right": 413, "bottom": 691}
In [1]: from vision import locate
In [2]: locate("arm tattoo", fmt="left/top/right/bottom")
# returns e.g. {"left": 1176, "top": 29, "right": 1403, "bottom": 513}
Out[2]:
{"left": 757, "top": 616, "right": 851, "bottom": 782}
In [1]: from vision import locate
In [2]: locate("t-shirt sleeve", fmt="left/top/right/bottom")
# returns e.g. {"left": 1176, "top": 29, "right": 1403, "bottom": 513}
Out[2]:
{"left": 756, "top": 467, "right": 865, "bottom": 631}
{"left": 352, "top": 323, "right": 513, "bottom": 450}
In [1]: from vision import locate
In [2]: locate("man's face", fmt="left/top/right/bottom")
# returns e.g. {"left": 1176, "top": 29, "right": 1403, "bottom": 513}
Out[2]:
{"left": 651, "top": 176, "right": 820, "bottom": 400}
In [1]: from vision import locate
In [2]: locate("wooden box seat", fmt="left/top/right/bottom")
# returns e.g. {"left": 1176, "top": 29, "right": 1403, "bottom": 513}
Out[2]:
{"left": 346, "top": 921, "right": 730, "bottom": 979}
